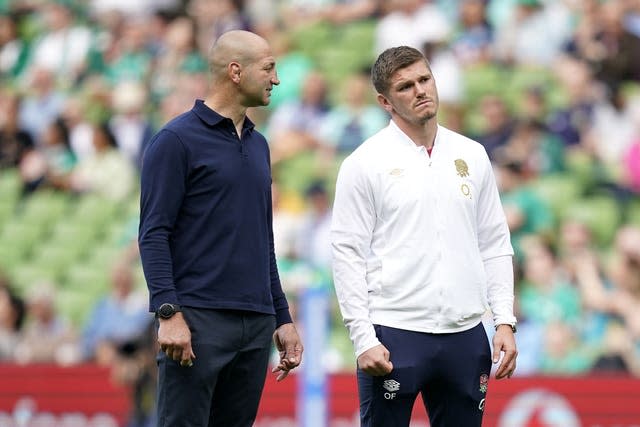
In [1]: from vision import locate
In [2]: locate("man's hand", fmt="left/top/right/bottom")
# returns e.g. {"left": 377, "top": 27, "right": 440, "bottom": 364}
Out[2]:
{"left": 493, "top": 324, "right": 518, "bottom": 379}
{"left": 157, "top": 313, "right": 196, "bottom": 367}
{"left": 357, "top": 344, "right": 393, "bottom": 376}
{"left": 272, "top": 323, "right": 303, "bottom": 381}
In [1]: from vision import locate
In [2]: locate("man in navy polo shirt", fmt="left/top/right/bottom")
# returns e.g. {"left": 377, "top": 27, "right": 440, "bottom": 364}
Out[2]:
{"left": 139, "top": 30, "right": 303, "bottom": 427}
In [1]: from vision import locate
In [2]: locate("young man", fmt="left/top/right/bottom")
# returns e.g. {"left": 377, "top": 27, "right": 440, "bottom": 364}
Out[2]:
{"left": 331, "top": 45, "right": 518, "bottom": 426}
{"left": 139, "top": 30, "right": 303, "bottom": 427}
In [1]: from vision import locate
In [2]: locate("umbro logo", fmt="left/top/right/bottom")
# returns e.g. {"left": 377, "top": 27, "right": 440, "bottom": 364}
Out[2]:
{"left": 383, "top": 379, "right": 400, "bottom": 392}
{"left": 383, "top": 379, "right": 400, "bottom": 400}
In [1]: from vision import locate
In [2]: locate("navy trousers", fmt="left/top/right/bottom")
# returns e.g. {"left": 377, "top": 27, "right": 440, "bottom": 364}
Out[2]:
{"left": 358, "top": 322, "right": 492, "bottom": 427}
{"left": 156, "top": 308, "right": 276, "bottom": 427}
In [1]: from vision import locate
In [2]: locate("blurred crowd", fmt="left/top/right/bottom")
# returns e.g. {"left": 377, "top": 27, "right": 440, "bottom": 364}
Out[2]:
{"left": 1, "top": 0, "right": 640, "bottom": 424}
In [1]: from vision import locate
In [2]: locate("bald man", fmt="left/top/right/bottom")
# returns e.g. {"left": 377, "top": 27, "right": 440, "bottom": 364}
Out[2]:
{"left": 139, "top": 30, "right": 303, "bottom": 427}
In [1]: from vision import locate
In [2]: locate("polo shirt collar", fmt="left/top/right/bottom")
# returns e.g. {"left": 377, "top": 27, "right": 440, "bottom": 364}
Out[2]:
{"left": 388, "top": 120, "right": 442, "bottom": 152}
{"left": 192, "top": 99, "right": 256, "bottom": 131}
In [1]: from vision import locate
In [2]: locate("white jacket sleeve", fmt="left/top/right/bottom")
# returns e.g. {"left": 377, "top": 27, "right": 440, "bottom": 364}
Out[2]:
{"left": 331, "top": 155, "right": 380, "bottom": 357}
{"left": 476, "top": 150, "right": 516, "bottom": 327}
{"left": 485, "top": 255, "right": 517, "bottom": 327}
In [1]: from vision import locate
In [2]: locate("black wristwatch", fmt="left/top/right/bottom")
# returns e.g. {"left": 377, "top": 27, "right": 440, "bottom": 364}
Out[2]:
{"left": 156, "top": 303, "right": 182, "bottom": 319}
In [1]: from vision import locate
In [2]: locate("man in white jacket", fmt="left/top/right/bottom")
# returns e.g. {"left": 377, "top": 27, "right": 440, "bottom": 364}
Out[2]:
{"left": 330, "top": 45, "right": 518, "bottom": 427}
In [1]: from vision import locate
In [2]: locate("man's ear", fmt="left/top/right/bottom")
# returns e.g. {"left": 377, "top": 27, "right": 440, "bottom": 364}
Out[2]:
{"left": 377, "top": 93, "right": 392, "bottom": 113}
{"left": 229, "top": 62, "right": 241, "bottom": 83}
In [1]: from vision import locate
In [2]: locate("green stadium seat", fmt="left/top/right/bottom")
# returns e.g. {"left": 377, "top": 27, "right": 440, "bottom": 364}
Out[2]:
{"left": 86, "top": 243, "right": 124, "bottom": 269}
{"left": 0, "top": 168, "right": 21, "bottom": 202}
{"left": 56, "top": 287, "right": 103, "bottom": 327}
{"left": 9, "top": 264, "right": 59, "bottom": 292}
{"left": 48, "top": 220, "right": 102, "bottom": 258}
{"left": 528, "top": 173, "right": 585, "bottom": 219}
{"left": 20, "top": 190, "right": 70, "bottom": 224}
{"left": 0, "top": 219, "right": 47, "bottom": 257}
{"left": 562, "top": 195, "right": 622, "bottom": 247}
{"left": 63, "top": 262, "right": 110, "bottom": 293}
{"left": 30, "top": 243, "right": 81, "bottom": 279}
{"left": 462, "top": 64, "right": 505, "bottom": 103}
{"left": 0, "top": 199, "right": 16, "bottom": 228}
{"left": 291, "top": 22, "right": 333, "bottom": 60}
{"left": 625, "top": 199, "right": 640, "bottom": 226}
{"left": 0, "top": 245, "right": 29, "bottom": 277}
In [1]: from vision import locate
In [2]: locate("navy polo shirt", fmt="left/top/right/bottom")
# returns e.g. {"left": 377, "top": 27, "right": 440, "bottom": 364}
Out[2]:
{"left": 139, "top": 100, "right": 291, "bottom": 326}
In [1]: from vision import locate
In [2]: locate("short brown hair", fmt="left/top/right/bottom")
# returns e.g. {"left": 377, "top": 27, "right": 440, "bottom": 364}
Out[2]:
{"left": 371, "top": 46, "right": 429, "bottom": 95}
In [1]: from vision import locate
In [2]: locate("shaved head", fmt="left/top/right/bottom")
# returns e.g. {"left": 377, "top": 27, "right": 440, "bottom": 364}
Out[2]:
{"left": 203, "top": 30, "right": 279, "bottom": 112}
{"left": 208, "top": 30, "right": 270, "bottom": 79}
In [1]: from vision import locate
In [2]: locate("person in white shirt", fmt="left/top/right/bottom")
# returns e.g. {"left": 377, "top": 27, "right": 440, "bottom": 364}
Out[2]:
{"left": 330, "top": 45, "right": 518, "bottom": 427}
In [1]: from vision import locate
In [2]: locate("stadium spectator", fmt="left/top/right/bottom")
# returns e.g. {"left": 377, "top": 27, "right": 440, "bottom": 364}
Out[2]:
{"left": 65, "top": 121, "right": 136, "bottom": 201}
{"left": 262, "top": 30, "right": 315, "bottom": 111}
{"left": 24, "top": 1, "right": 92, "bottom": 86}
{"left": 374, "top": 0, "right": 451, "bottom": 55}
{"left": 271, "top": 182, "right": 304, "bottom": 262}
{"left": 625, "top": 0, "right": 640, "bottom": 37}
{"left": 591, "top": 322, "right": 640, "bottom": 376}
{"left": 472, "top": 93, "right": 516, "bottom": 159}
{"left": 492, "top": 0, "right": 572, "bottom": 67}
{"left": 606, "top": 226, "right": 640, "bottom": 336}
{"left": 538, "top": 320, "right": 594, "bottom": 375}
{"left": 494, "top": 152, "right": 554, "bottom": 260}
{"left": 0, "top": 281, "right": 26, "bottom": 361}
{"left": 0, "top": 12, "right": 29, "bottom": 78}
{"left": 81, "top": 261, "right": 151, "bottom": 364}
{"left": 317, "top": 69, "right": 389, "bottom": 156}
{"left": 187, "top": 0, "right": 250, "bottom": 55}
{"left": 149, "top": 14, "right": 207, "bottom": 100}
{"left": 546, "top": 56, "right": 602, "bottom": 174}
{"left": 0, "top": 90, "right": 33, "bottom": 169}
{"left": 14, "top": 282, "right": 80, "bottom": 365}
{"left": 88, "top": 0, "right": 179, "bottom": 21}
{"left": 623, "top": 130, "right": 640, "bottom": 194}
{"left": 266, "top": 70, "right": 331, "bottom": 164}
{"left": 60, "top": 94, "right": 95, "bottom": 162}
{"left": 17, "top": 67, "right": 67, "bottom": 142}
{"left": 109, "top": 80, "right": 155, "bottom": 170}
{"left": 102, "top": 16, "right": 153, "bottom": 85}
{"left": 517, "top": 235, "right": 583, "bottom": 328}
{"left": 450, "top": 0, "right": 494, "bottom": 67}
{"left": 295, "top": 180, "right": 333, "bottom": 275}
{"left": 318, "top": 0, "right": 380, "bottom": 25}
{"left": 517, "top": 84, "right": 548, "bottom": 124}
{"left": 587, "top": 0, "right": 640, "bottom": 95}
{"left": 587, "top": 86, "right": 640, "bottom": 167}
{"left": 19, "top": 116, "right": 76, "bottom": 194}
{"left": 499, "top": 118, "right": 566, "bottom": 176}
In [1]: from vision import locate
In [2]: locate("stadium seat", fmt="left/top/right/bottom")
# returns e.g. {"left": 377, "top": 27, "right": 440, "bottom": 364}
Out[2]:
{"left": 0, "top": 219, "right": 47, "bottom": 258}
{"left": 562, "top": 195, "right": 622, "bottom": 247}
{"left": 625, "top": 199, "right": 640, "bottom": 226}
{"left": 70, "top": 194, "right": 122, "bottom": 230}
{"left": 528, "top": 173, "right": 585, "bottom": 219}
{"left": 8, "top": 264, "right": 59, "bottom": 292}
{"left": 64, "top": 263, "right": 110, "bottom": 294}
{"left": 462, "top": 64, "right": 504, "bottom": 104}
{"left": 56, "top": 287, "right": 103, "bottom": 327}
{"left": 0, "top": 168, "right": 21, "bottom": 201}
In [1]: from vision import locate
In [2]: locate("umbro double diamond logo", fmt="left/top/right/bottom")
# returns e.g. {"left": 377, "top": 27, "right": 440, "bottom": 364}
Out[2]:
{"left": 383, "top": 379, "right": 400, "bottom": 400}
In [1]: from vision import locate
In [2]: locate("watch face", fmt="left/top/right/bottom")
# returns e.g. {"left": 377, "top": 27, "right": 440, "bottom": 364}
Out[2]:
{"left": 159, "top": 304, "right": 175, "bottom": 318}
